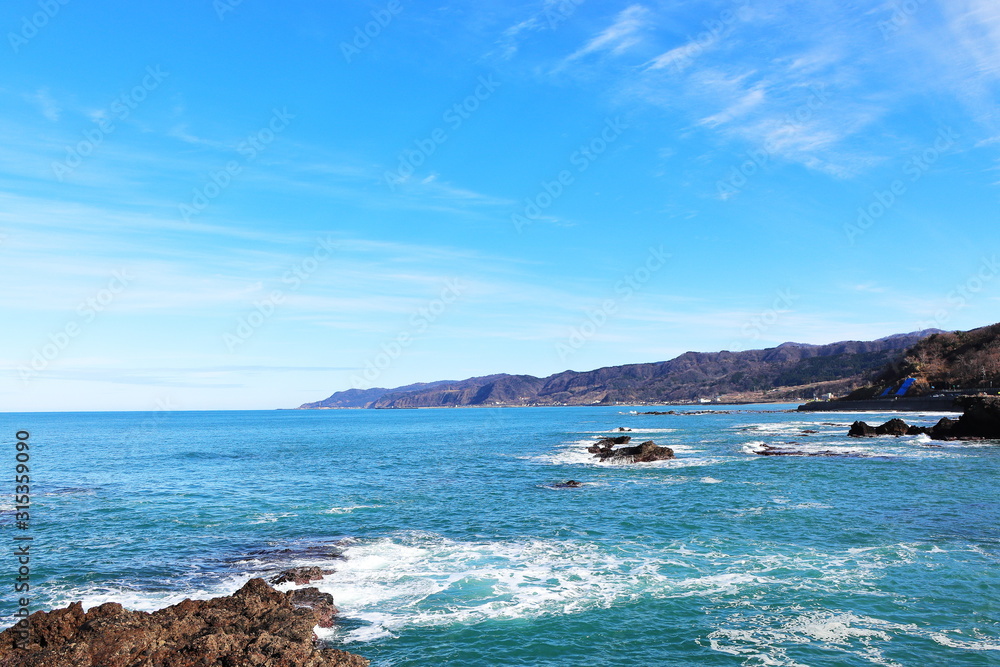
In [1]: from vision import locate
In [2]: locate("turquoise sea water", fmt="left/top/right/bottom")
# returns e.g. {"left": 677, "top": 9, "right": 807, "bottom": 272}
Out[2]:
{"left": 2, "top": 405, "right": 998, "bottom": 665}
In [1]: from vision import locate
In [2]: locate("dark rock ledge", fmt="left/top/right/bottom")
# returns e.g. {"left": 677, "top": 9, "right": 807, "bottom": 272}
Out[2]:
{"left": 587, "top": 435, "right": 675, "bottom": 462}
{"left": 749, "top": 442, "right": 870, "bottom": 458}
{"left": 847, "top": 396, "right": 1000, "bottom": 441}
{"left": 0, "top": 578, "right": 368, "bottom": 667}
{"left": 551, "top": 480, "right": 584, "bottom": 488}
{"left": 271, "top": 566, "right": 335, "bottom": 585}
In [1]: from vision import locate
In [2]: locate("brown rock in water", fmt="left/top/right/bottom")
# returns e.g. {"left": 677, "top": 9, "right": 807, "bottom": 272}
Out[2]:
{"left": 849, "top": 419, "right": 930, "bottom": 438}
{"left": 595, "top": 440, "right": 675, "bottom": 463}
{"left": 588, "top": 435, "right": 632, "bottom": 454}
{"left": 930, "top": 395, "right": 1000, "bottom": 440}
{"left": 271, "top": 566, "right": 335, "bottom": 585}
{"left": 874, "top": 418, "right": 910, "bottom": 436}
{"left": 289, "top": 587, "right": 339, "bottom": 629}
{"left": 848, "top": 421, "right": 877, "bottom": 437}
{"left": 930, "top": 416, "right": 959, "bottom": 439}
{"left": 0, "top": 578, "right": 367, "bottom": 667}
{"left": 750, "top": 443, "right": 868, "bottom": 458}
{"left": 844, "top": 396, "right": 1000, "bottom": 440}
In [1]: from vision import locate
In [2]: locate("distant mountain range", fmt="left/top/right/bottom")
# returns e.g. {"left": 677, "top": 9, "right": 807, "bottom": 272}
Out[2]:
{"left": 299, "top": 329, "right": 943, "bottom": 409}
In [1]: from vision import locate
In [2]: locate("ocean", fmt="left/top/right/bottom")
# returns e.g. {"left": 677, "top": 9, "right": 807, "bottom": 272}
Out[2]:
{"left": 3, "top": 405, "right": 998, "bottom": 666}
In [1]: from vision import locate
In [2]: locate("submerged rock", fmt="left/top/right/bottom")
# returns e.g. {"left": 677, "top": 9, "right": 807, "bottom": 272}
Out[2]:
{"left": 750, "top": 443, "right": 869, "bottom": 458}
{"left": 640, "top": 410, "right": 732, "bottom": 415}
{"left": 551, "top": 480, "right": 584, "bottom": 488}
{"left": 0, "top": 578, "right": 367, "bottom": 667}
{"left": 229, "top": 542, "right": 347, "bottom": 568}
{"left": 271, "top": 566, "right": 335, "bottom": 586}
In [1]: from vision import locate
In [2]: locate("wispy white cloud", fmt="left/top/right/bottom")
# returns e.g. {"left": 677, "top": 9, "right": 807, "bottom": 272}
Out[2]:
{"left": 644, "top": 40, "right": 709, "bottom": 73}
{"left": 945, "top": 0, "right": 1000, "bottom": 79}
{"left": 622, "top": 3, "right": 899, "bottom": 178}
{"left": 492, "top": 0, "right": 590, "bottom": 60}
{"left": 495, "top": 15, "right": 544, "bottom": 60}
{"left": 24, "top": 88, "right": 61, "bottom": 122}
{"left": 379, "top": 173, "right": 516, "bottom": 214}
{"left": 561, "top": 4, "right": 649, "bottom": 65}
{"left": 699, "top": 84, "right": 767, "bottom": 128}
{"left": 167, "top": 124, "right": 230, "bottom": 149}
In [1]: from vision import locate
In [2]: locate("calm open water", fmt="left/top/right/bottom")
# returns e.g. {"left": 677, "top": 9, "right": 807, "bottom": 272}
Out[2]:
{"left": 2, "top": 405, "right": 998, "bottom": 666}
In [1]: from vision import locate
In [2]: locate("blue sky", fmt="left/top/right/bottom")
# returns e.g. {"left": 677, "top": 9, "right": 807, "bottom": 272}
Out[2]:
{"left": 2, "top": 0, "right": 999, "bottom": 411}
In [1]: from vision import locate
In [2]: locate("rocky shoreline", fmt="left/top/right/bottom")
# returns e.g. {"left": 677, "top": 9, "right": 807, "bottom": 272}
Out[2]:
{"left": 0, "top": 578, "right": 368, "bottom": 667}
{"left": 848, "top": 395, "right": 1000, "bottom": 441}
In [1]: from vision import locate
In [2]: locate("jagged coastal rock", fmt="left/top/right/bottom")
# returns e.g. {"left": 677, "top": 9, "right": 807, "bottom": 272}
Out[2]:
{"left": 588, "top": 436, "right": 675, "bottom": 463}
{"left": 848, "top": 418, "right": 924, "bottom": 437}
{"left": 0, "top": 578, "right": 368, "bottom": 667}
{"left": 847, "top": 396, "right": 1000, "bottom": 440}
{"left": 750, "top": 442, "right": 868, "bottom": 457}
{"left": 848, "top": 420, "right": 877, "bottom": 437}
{"left": 935, "top": 395, "right": 1000, "bottom": 439}
{"left": 587, "top": 435, "right": 632, "bottom": 452}
{"left": 271, "top": 566, "right": 335, "bottom": 585}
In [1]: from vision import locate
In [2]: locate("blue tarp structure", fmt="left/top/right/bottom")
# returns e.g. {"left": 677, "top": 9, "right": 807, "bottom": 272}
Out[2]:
{"left": 878, "top": 386, "right": 893, "bottom": 397}
{"left": 895, "top": 378, "right": 916, "bottom": 396}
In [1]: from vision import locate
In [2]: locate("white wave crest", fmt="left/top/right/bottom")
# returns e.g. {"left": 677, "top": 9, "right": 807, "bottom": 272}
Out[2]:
{"left": 322, "top": 505, "right": 382, "bottom": 514}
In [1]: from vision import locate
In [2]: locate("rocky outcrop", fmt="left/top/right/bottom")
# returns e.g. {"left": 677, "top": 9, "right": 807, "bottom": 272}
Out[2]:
{"left": 849, "top": 419, "right": 930, "bottom": 437}
{"left": 750, "top": 443, "right": 869, "bottom": 457}
{"left": 846, "top": 397, "right": 1000, "bottom": 440}
{"left": 289, "top": 587, "right": 339, "bottom": 629}
{"left": 848, "top": 421, "right": 877, "bottom": 437}
{"left": 876, "top": 418, "right": 911, "bottom": 436}
{"left": 587, "top": 435, "right": 631, "bottom": 453}
{"left": 591, "top": 439, "right": 675, "bottom": 463}
{"left": 930, "top": 395, "right": 1000, "bottom": 440}
{"left": 271, "top": 566, "right": 334, "bottom": 585}
{"left": 0, "top": 578, "right": 367, "bottom": 667}
{"left": 234, "top": 542, "right": 346, "bottom": 565}
{"left": 929, "top": 417, "right": 959, "bottom": 439}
